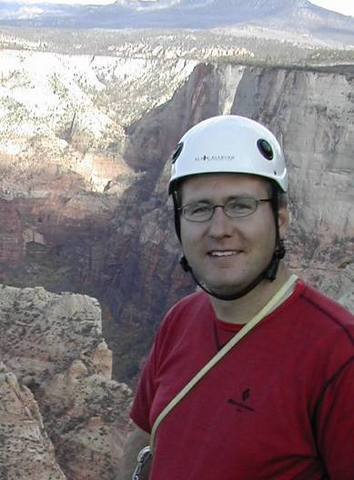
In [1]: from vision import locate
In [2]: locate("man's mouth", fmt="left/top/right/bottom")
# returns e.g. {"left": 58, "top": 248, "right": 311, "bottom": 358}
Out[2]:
{"left": 208, "top": 250, "right": 241, "bottom": 257}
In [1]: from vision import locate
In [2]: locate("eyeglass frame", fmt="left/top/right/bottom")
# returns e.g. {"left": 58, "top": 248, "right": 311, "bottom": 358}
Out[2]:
{"left": 178, "top": 196, "right": 273, "bottom": 222}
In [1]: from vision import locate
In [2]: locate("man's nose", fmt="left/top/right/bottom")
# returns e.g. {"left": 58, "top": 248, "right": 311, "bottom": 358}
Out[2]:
{"left": 208, "top": 206, "right": 233, "bottom": 238}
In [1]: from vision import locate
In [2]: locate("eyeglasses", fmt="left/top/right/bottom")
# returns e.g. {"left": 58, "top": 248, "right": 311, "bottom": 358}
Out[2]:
{"left": 179, "top": 197, "right": 272, "bottom": 222}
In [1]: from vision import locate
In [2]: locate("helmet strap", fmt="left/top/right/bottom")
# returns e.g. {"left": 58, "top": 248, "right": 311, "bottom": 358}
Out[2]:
{"left": 172, "top": 191, "right": 182, "bottom": 241}
{"left": 263, "top": 188, "right": 285, "bottom": 281}
{"left": 179, "top": 244, "right": 284, "bottom": 301}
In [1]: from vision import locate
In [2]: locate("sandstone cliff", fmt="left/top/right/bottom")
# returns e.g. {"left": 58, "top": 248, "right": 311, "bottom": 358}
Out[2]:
{"left": 0, "top": 48, "right": 353, "bottom": 384}
{"left": 0, "top": 285, "right": 132, "bottom": 479}
{"left": 106, "top": 62, "right": 354, "bottom": 378}
{"left": 0, "top": 41, "right": 353, "bottom": 478}
{"left": 0, "top": 363, "right": 66, "bottom": 480}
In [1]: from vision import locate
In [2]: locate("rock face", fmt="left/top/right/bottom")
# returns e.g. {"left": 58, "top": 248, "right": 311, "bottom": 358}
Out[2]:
{"left": 0, "top": 47, "right": 353, "bottom": 385}
{"left": 0, "top": 285, "right": 133, "bottom": 479}
{"left": 103, "top": 62, "right": 354, "bottom": 379}
{"left": 0, "top": 38, "right": 353, "bottom": 478}
{"left": 0, "top": 363, "right": 66, "bottom": 480}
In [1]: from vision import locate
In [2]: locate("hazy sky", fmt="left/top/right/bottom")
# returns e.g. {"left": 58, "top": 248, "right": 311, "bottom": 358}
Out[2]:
{"left": 5, "top": 0, "right": 354, "bottom": 18}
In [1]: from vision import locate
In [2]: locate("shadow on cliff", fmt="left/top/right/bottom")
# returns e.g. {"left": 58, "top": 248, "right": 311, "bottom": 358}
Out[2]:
{"left": 4, "top": 61, "right": 353, "bottom": 387}
{"left": 99, "top": 62, "right": 230, "bottom": 384}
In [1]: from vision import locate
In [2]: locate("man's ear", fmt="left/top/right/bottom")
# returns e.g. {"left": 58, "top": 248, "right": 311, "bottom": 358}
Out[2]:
{"left": 278, "top": 206, "right": 289, "bottom": 239}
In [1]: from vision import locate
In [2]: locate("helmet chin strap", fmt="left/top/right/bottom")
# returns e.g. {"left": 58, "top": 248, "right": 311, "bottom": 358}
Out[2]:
{"left": 180, "top": 242, "right": 285, "bottom": 301}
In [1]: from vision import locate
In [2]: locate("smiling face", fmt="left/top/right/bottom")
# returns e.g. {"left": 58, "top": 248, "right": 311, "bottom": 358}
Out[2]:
{"left": 179, "top": 173, "right": 288, "bottom": 298}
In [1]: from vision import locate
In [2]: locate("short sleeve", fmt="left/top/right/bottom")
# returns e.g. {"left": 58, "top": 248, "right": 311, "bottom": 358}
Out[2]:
{"left": 130, "top": 339, "right": 159, "bottom": 433}
{"left": 316, "top": 357, "right": 354, "bottom": 479}
{"left": 129, "top": 303, "right": 178, "bottom": 432}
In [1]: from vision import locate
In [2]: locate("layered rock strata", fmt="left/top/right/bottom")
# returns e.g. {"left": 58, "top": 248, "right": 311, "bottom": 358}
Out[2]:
{"left": 105, "top": 62, "right": 354, "bottom": 378}
{"left": 0, "top": 363, "right": 67, "bottom": 480}
{"left": 0, "top": 285, "right": 133, "bottom": 479}
{"left": 0, "top": 49, "right": 353, "bottom": 383}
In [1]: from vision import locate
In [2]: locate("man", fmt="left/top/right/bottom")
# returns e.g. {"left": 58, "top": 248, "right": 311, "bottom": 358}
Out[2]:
{"left": 125, "top": 115, "right": 354, "bottom": 479}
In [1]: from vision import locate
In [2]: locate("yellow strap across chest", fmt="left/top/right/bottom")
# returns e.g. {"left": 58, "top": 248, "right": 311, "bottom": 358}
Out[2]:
{"left": 150, "top": 273, "right": 298, "bottom": 452}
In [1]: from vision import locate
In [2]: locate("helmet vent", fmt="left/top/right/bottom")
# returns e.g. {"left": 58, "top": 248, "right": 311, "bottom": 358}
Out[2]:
{"left": 257, "top": 139, "right": 273, "bottom": 161}
{"left": 172, "top": 142, "right": 183, "bottom": 164}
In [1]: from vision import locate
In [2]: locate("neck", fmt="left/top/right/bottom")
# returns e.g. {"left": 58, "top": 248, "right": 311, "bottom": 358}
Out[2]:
{"left": 210, "top": 263, "right": 292, "bottom": 325}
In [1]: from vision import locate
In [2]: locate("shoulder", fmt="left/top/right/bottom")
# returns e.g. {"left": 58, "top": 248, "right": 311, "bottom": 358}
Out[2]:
{"left": 276, "top": 280, "right": 354, "bottom": 394}
{"left": 286, "top": 280, "right": 354, "bottom": 372}
{"left": 167, "top": 290, "right": 211, "bottom": 318}
{"left": 151, "top": 291, "right": 214, "bottom": 363}
{"left": 154, "top": 291, "right": 212, "bottom": 339}
{"left": 160, "top": 291, "right": 213, "bottom": 333}
{"left": 296, "top": 280, "right": 354, "bottom": 340}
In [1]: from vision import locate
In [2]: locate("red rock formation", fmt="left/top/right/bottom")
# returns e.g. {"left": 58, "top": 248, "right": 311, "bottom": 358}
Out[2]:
{"left": 0, "top": 60, "right": 352, "bottom": 387}
{"left": 0, "top": 363, "right": 67, "bottom": 479}
{"left": 0, "top": 284, "right": 133, "bottom": 480}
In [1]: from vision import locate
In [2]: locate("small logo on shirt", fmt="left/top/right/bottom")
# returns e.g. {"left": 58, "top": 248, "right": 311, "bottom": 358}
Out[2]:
{"left": 228, "top": 388, "right": 254, "bottom": 413}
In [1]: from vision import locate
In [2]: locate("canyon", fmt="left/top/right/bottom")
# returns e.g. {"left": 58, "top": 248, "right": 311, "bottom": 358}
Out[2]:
{"left": 0, "top": 33, "right": 353, "bottom": 478}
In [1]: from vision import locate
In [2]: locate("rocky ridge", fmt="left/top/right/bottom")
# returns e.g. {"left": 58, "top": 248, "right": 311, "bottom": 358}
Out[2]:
{"left": 0, "top": 41, "right": 353, "bottom": 385}
{"left": 0, "top": 363, "right": 67, "bottom": 480}
{"left": 0, "top": 284, "right": 132, "bottom": 479}
{"left": 1, "top": 0, "right": 354, "bottom": 47}
{"left": 0, "top": 34, "right": 353, "bottom": 478}
{"left": 0, "top": 48, "right": 197, "bottom": 195}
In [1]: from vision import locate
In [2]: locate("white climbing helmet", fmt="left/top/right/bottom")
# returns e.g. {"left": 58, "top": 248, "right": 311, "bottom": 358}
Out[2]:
{"left": 169, "top": 115, "right": 288, "bottom": 193}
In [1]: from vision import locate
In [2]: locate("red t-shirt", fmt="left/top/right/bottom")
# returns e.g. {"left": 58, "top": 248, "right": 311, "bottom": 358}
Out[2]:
{"left": 131, "top": 281, "right": 354, "bottom": 479}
